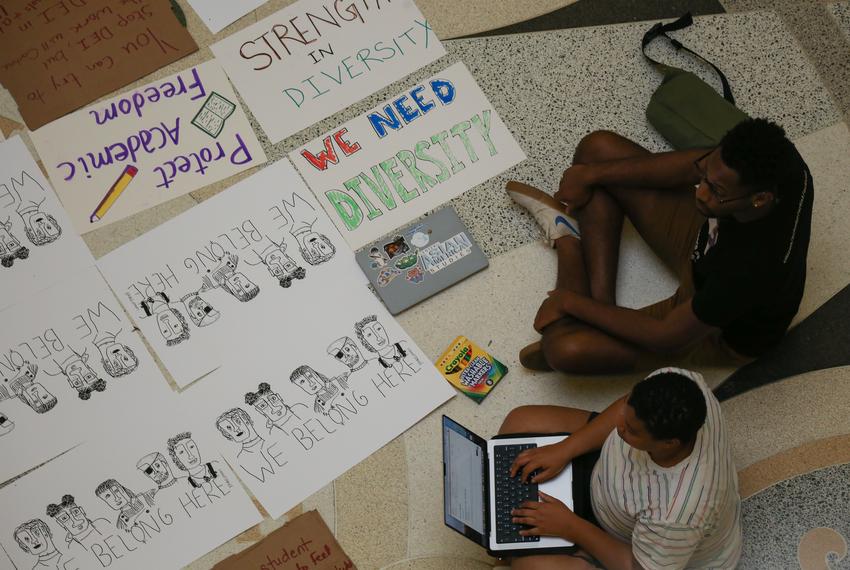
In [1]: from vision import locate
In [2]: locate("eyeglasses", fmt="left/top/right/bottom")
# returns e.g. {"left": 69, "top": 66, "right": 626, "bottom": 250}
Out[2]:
{"left": 693, "top": 149, "right": 752, "bottom": 205}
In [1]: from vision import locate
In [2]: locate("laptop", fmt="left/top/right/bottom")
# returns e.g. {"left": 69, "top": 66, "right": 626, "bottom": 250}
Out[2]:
{"left": 355, "top": 206, "right": 488, "bottom": 315}
{"left": 442, "top": 416, "right": 577, "bottom": 556}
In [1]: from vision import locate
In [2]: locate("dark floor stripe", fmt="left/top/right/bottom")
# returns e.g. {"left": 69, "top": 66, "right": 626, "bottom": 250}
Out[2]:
{"left": 714, "top": 284, "right": 850, "bottom": 401}
{"left": 453, "top": 0, "right": 726, "bottom": 40}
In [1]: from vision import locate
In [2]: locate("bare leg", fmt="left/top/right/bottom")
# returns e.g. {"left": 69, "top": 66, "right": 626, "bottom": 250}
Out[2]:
{"left": 499, "top": 405, "right": 594, "bottom": 436}
{"left": 511, "top": 553, "right": 597, "bottom": 570}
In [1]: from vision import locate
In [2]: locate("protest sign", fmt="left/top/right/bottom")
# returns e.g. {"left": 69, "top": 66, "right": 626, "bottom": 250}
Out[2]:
{"left": 29, "top": 60, "right": 266, "bottom": 234}
{"left": 0, "top": 267, "right": 173, "bottom": 484}
{"left": 97, "top": 160, "right": 364, "bottom": 388}
{"left": 210, "top": 0, "right": 446, "bottom": 143}
{"left": 0, "top": 0, "right": 198, "bottom": 130}
{"left": 290, "top": 62, "right": 526, "bottom": 250}
{"left": 0, "top": 400, "right": 262, "bottom": 570}
{"left": 185, "top": 0, "right": 269, "bottom": 34}
{"left": 213, "top": 510, "right": 355, "bottom": 570}
{"left": 0, "top": 136, "right": 94, "bottom": 310}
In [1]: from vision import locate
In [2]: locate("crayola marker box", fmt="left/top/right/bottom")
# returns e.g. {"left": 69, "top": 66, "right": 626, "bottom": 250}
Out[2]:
{"left": 436, "top": 336, "right": 508, "bottom": 403}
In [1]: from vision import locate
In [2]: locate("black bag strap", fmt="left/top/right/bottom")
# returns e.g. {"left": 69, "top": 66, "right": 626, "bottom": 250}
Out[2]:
{"left": 641, "top": 12, "right": 736, "bottom": 105}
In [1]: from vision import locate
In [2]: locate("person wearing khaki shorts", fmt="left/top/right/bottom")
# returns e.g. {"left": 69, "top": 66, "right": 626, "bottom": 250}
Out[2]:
{"left": 506, "top": 119, "right": 812, "bottom": 375}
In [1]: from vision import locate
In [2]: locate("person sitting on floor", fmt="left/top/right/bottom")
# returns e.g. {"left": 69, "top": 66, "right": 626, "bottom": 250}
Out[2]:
{"left": 502, "top": 367, "right": 741, "bottom": 570}
{"left": 507, "top": 119, "right": 812, "bottom": 374}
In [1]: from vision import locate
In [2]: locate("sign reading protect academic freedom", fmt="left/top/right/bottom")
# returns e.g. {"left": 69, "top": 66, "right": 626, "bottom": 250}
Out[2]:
{"left": 210, "top": 0, "right": 446, "bottom": 143}
{"left": 30, "top": 60, "right": 267, "bottom": 234}
{"left": 291, "top": 63, "right": 527, "bottom": 250}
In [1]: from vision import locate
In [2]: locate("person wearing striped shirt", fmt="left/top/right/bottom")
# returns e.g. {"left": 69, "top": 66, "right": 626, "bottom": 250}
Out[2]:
{"left": 503, "top": 367, "right": 741, "bottom": 569}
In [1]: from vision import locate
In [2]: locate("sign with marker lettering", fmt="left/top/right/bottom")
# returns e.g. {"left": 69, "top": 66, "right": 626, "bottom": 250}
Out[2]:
{"left": 29, "top": 60, "right": 267, "bottom": 235}
{"left": 0, "top": 0, "right": 198, "bottom": 130}
{"left": 290, "top": 62, "right": 526, "bottom": 250}
{"left": 0, "top": 267, "right": 173, "bottom": 484}
{"left": 210, "top": 0, "right": 446, "bottom": 143}
{"left": 212, "top": 510, "right": 355, "bottom": 570}
{"left": 0, "top": 401, "right": 262, "bottom": 570}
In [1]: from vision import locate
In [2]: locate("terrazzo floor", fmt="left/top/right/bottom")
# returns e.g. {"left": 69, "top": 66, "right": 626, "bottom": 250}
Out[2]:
{"left": 1, "top": 0, "right": 848, "bottom": 569}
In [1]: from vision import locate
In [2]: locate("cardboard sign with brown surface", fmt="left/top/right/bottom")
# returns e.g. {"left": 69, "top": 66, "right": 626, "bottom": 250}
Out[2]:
{"left": 214, "top": 510, "right": 356, "bottom": 570}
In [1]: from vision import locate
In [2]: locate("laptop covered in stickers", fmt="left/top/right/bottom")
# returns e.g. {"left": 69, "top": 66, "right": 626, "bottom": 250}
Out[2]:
{"left": 355, "top": 206, "right": 489, "bottom": 314}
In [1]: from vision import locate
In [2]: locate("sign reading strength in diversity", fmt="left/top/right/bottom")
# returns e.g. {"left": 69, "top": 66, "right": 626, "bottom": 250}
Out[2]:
{"left": 290, "top": 62, "right": 527, "bottom": 250}
{"left": 211, "top": 0, "right": 446, "bottom": 143}
{"left": 30, "top": 61, "right": 267, "bottom": 234}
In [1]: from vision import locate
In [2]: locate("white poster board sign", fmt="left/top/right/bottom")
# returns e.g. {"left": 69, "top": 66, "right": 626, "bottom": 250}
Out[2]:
{"left": 0, "top": 404, "right": 261, "bottom": 570}
{"left": 210, "top": 0, "right": 446, "bottom": 143}
{"left": 97, "top": 160, "right": 364, "bottom": 387}
{"left": 0, "top": 268, "right": 173, "bottom": 484}
{"left": 186, "top": 0, "right": 269, "bottom": 33}
{"left": 183, "top": 285, "right": 454, "bottom": 518}
{"left": 290, "top": 62, "right": 526, "bottom": 250}
{"left": 30, "top": 61, "right": 267, "bottom": 234}
{"left": 0, "top": 136, "right": 94, "bottom": 310}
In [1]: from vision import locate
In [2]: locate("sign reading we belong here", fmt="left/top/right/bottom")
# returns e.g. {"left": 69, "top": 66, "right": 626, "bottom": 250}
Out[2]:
{"left": 290, "top": 62, "right": 527, "bottom": 250}
{"left": 210, "top": 0, "right": 446, "bottom": 143}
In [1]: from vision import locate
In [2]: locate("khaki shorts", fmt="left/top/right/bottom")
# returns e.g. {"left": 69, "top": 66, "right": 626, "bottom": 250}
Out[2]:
{"left": 629, "top": 189, "right": 753, "bottom": 371}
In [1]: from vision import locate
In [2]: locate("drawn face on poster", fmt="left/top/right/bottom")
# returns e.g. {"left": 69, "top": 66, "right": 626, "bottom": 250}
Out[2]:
{"left": 137, "top": 452, "right": 178, "bottom": 488}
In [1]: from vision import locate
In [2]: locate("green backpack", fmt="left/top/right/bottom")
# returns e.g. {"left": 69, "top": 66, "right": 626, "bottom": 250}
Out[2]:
{"left": 642, "top": 13, "right": 749, "bottom": 150}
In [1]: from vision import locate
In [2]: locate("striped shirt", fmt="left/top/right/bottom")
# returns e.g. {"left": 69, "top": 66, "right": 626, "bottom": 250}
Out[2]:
{"left": 590, "top": 368, "right": 742, "bottom": 569}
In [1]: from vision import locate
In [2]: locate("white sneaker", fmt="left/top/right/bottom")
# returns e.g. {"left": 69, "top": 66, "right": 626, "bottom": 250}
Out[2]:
{"left": 506, "top": 181, "right": 580, "bottom": 246}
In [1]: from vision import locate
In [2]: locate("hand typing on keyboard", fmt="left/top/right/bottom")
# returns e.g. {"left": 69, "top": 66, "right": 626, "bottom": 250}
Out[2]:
{"left": 494, "top": 444, "right": 541, "bottom": 543}
{"left": 510, "top": 440, "right": 573, "bottom": 483}
{"left": 512, "top": 491, "right": 579, "bottom": 541}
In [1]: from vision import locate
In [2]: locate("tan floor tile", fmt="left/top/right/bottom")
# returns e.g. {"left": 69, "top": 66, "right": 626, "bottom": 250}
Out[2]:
{"left": 335, "top": 438, "right": 409, "bottom": 569}
{"left": 384, "top": 557, "right": 495, "bottom": 570}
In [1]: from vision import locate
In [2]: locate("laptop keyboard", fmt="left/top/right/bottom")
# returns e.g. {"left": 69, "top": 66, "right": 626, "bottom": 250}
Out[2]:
{"left": 493, "top": 443, "right": 541, "bottom": 544}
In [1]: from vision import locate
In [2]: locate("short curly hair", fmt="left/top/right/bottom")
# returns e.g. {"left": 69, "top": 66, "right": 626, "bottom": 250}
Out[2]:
{"left": 289, "top": 365, "right": 329, "bottom": 386}
{"left": 354, "top": 315, "right": 379, "bottom": 352}
{"left": 245, "top": 382, "right": 272, "bottom": 405}
{"left": 167, "top": 431, "right": 195, "bottom": 469}
{"left": 719, "top": 118, "right": 797, "bottom": 199}
{"left": 14, "top": 519, "right": 51, "bottom": 550}
{"left": 46, "top": 494, "right": 76, "bottom": 518}
{"left": 627, "top": 371, "right": 707, "bottom": 444}
{"left": 215, "top": 408, "right": 253, "bottom": 440}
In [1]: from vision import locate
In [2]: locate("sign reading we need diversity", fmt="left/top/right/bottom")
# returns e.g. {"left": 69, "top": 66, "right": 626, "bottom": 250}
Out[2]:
{"left": 30, "top": 60, "right": 266, "bottom": 234}
{"left": 211, "top": 0, "right": 446, "bottom": 143}
{"left": 290, "top": 63, "right": 527, "bottom": 250}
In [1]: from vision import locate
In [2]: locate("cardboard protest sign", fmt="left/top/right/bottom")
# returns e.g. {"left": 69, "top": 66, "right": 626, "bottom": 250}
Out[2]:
{"left": 97, "top": 160, "right": 365, "bottom": 388}
{"left": 0, "top": 267, "right": 174, "bottom": 484}
{"left": 213, "top": 510, "right": 355, "bottom": 570}
{"left": 185, "top": 0, "right": 269, "bottom": 34}
{"left": 29, "top": 60, "right": 267, "bottom": 234}
{"left": 0, "top": 400, "right": 262, "bottom": 570}
{"left": 0, "top": 136, "right": 94, "bottom": 310}
{"left": 290, "top": 62, "right": 527, "bottom": 250}
{"left": 181, "top": 266, "right": 454, "bottom": 518}
{"left": 210, "top": 0, "right": 446, "bottom": 143}
{"left": 0, "top": 0, "right": 198, "bottom": 130}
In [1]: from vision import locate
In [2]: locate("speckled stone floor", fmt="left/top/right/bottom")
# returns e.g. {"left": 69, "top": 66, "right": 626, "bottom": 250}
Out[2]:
{"left": 1, "top": 1, "right": 849, "bottom": 569}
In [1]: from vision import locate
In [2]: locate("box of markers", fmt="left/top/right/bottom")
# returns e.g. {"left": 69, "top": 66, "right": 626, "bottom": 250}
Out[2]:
{"left": 436, "top": 336, "right": 508, "bottom": 403}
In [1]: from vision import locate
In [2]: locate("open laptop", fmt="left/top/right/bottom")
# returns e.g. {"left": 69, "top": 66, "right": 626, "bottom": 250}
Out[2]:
{"left": 442, "top": 416, "right": 576, "bottom": 556}
{"left": 355, "top": 206, "right": 488, "bottom": 315}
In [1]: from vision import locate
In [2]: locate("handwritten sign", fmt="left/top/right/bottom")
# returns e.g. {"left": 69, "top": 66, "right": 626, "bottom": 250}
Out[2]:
{"left": 97, "top": 160, "right": 365, "bottom": 387}
{"left": 0, "top": 402, "right": 262, "bottom": 570}
{"left": 290, "top": 62, "right": 526, "bottom": 250}
{"left": 0, "top": 0, "right": 198, "bottom": 130}
{"left": 0, "top": 267, "right": 173, "bottom": 484}
{"left": 30, "top": 60, "right": 267, "bottom": 234}
{"left": 210, "top": 0, "right": 446, "bottom": 143}
{"left": 185, "top": 0, "right": 269, "bottom": 34}
{"left": 213, "top": 510, "right": 355, "bottom": 570}
{"left": 0, "top": 135, "right": 94, "bottom": 310}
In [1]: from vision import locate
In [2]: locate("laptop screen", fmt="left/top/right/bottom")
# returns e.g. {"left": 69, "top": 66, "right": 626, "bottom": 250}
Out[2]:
{"left": 442, "top": 416, "right": 487, "bottom": 547}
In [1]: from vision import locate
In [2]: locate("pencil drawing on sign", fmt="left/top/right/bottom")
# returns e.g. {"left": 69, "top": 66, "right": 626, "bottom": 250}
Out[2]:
{"left": 290, "top": 365, "right": 350, "bottom": 417}
{"left": 45, "top": 494, "right": 110, "bottom": 553}
{"left": 180, "top": 292, "right": 220, "bottom": 327}
{"left": 282, "top": 193, "right": 336, "bottom": 266}
{"left": 200, "top": 252, "right": 260, "bottom": 302}
{"left": 245, "top": 382, "right": 306, "bottom": 435}
{"left": 89, "top": 319, "right": 139, "bottom": 378}
{"left": 95, "top": 479, "right": 156, "bottom": 534}
{"left": 355, "top": 315, "right": 422, "bottom": 378}
{"left": 0, "top": 411, "right": 14, "bottom": 435}
{"left": 215, "top": 408, "right": 285, "bottom": 482}
{"left": 3, "top": 170, "right": 62, "bottom": 246}
{"left": 46, "top": 347, "right": 107, "bottom": 400}
{"left": 136, "top": 452, "right": 185, "bottom": 501}
{"left": 0, "top": 218, "right": 29, "bottom": 267}
{"left": 13, "top": 519, "right": 64, "bottom": 569}
{"left": 327, "top": 336, "right": 391, "bottom": 386}
{"left": 245, "top": 237, "right": 306, "bottom": 288}
{"left": 167, "top": 431, "right": 229, "bottom": 489}
{"left": 0, "top": 362, "right": 57, "bottom": 413}
{"left": 140, "top": 291, "right": 191, "bottom": 346}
